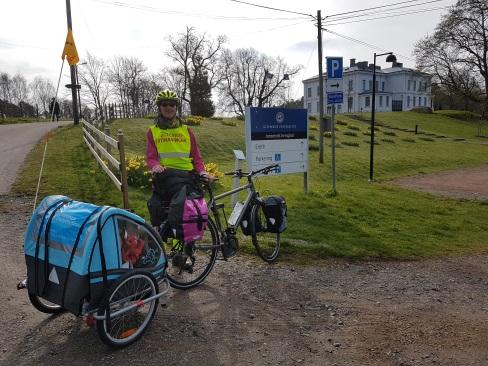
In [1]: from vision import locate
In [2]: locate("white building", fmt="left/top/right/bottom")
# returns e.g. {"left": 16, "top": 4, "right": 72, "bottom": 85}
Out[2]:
{"left": 303, "top": 59, "right": 432, "bottom": 115}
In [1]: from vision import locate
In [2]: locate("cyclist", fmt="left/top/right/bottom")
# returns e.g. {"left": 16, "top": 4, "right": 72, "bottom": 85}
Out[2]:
{"left": 146, "top": 89, "right": 211, "bottom": 229}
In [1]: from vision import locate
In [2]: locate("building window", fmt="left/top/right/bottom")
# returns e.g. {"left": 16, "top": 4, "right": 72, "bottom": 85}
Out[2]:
{"left": 362, "top": 80, "right": 366, "bottom": 90}
{"left": 413, "top": 96, "right": 416, "bottom": 106}
{"left": 424, "top": 97, "right": 427, "bottom": 106}
{"left": 317, "top": 86, "right": 320, "bottom": 96}
{"left": 307, "top": 87, "right": 312, "bottom": 98}
{"left": 382, "top": 81, "right": 385, "bottom": 91}
{"left": 365, "top": 96, "right": 370, "bottom": 107}
{"left": 413, "top": 80, "right": 417, "bottom": 91}
{"left": 349, "top": 79, "right": 353, "bottom": 91}
{"left": 375, "top": 80, "right": 379, "bottom": 92}
{"left": 386, "top": 96, "right": 390, "bottom": 107}
{"left": 418, "top": 82, "right": 422, "bottom": 91}
{"left": 307, "top": 103, "right": 311, "bottom": 113}
{"left": 369, "top": 80, "right": 372, "bottom": 91}
{"left": 379, "top": 95, "right": 383, "bottom": 107}
{"left": 419, "top": 96, "right": 422, "bottom": 106}
{"left": 316, "top": 101, "right": 319, "bottom": 113}
{"left": 407, "top": 95, "right": 411, "bottom": 107}
{"left": 408, "top": 80, "right": 411, "bottom": 91}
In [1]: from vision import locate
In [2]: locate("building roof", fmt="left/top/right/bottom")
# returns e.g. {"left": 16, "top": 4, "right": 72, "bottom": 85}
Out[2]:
{"left": 303, "top": 64, "right": 430, "bottom": 83}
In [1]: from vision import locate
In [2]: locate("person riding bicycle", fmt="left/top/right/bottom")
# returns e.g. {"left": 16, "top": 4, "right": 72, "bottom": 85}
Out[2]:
{"left": 146, "top": 89, "right": 211, "bottom": 229}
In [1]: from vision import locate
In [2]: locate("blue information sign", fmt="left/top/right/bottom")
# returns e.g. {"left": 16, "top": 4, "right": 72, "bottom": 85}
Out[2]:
{"left": 248, "top": 107, "right": 307, "bottom": 140}
{"left": 326, "top": 57, "right": 343, "bottom": 79}
{"left": 327, "top": 92, "right": 343, "bottom": 104}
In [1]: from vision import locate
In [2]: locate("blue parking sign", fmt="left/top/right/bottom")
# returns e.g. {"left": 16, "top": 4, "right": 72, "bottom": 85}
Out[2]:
{"left": 326, "top": 57, "right": 343, "bottom": 79}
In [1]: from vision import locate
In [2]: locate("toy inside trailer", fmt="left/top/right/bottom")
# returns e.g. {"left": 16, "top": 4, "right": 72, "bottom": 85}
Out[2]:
{"left": 21, "top": 195, "right": 169, "bottom": 347}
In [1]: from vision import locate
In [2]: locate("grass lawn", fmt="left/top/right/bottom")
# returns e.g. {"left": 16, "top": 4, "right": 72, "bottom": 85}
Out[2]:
{"left": 0, "top": 117, "right": 45, "bottom": 125}
{"left": 12, "top": 111, "right": 488, "bottom": 261}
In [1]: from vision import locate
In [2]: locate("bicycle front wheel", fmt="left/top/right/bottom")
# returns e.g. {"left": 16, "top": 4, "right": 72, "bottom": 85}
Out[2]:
{"left": 250, "top": 203, "right": 280, "bottom": 263}
{"left": 164, "top": 217, "right": 219, "bottom": 290}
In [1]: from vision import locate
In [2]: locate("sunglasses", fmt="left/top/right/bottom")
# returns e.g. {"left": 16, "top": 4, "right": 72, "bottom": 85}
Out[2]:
{"left": 160, "top": 102, "right": 176, "bottom": 107}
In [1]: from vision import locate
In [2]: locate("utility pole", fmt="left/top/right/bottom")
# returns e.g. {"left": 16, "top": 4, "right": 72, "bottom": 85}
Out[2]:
{"left": 65, "top": 0, "right": 79, "bottom": 124}
{"left": 317, "top": 10, "right": 325, "bottom": 164}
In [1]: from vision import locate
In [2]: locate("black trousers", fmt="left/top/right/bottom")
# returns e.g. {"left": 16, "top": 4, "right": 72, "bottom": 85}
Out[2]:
{"left": 147, "top": 169, "right": 196, "bottom": 226}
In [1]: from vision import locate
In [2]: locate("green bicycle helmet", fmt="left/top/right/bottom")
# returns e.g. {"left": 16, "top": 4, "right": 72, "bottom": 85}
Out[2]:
{"left": 155, "top": 89, "right": 179, "bottom": 105}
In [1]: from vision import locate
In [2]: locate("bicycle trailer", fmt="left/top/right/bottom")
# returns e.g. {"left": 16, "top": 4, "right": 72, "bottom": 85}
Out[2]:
{"left": 22, "top": 195, "right": 169, "bottom": 347}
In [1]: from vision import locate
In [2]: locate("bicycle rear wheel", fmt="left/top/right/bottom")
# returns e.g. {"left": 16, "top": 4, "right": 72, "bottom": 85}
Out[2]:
{"left": 164, "top": 217, "right": 219, "bottom": 290}
{"left": 250, "top": 203, "right": 280, "bottom": 263}
{"left": 97, "top": 270, "right": 158, "bottom": 348}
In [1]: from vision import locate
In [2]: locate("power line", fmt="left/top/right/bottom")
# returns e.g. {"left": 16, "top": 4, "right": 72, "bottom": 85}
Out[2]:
{"left": 231, "top": 20, "right": 313, "bottom": 37}
{"left": 325, "top": 0, "right": 446, "bottom": 19}
{"left": 324, "top": 6, "right": 449, "bottom": 26}
{"left": 229, "top": 0, "right": 314, "bottom": 18}
{"left": 322, "top": 28, "right": 416, "bottom": 63}
{"left": 91, "top": 0, "right": 307, "bottom": 21}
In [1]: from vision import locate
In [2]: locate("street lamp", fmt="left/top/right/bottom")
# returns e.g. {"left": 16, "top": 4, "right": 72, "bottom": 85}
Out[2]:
{"left": 369, "top": 52, "right": 397, "bottom": 181}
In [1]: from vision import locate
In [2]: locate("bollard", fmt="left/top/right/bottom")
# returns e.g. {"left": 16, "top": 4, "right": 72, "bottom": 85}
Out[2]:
{"left": 415, "top": 124, "right": 418, "bottom": 134}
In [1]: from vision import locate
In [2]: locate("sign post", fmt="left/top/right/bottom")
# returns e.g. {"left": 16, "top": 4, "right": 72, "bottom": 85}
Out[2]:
{"left": 245, "top": 107, "right": 308, "bottom": 193}
{"left": 326, "top": 56, "right": 343, "bottom": 194}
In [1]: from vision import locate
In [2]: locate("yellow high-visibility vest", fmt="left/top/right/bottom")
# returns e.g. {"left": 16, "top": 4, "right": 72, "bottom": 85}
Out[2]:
{"left": 149, "top": 124, "right": 193, "bottom": 171}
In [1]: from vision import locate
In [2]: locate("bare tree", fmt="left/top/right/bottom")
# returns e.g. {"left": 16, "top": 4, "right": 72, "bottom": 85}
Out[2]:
{"left": 78, "top": 52, "right": 109, "bottom": 119}
{"left": 30, "top": 77, "right": 55, "bottom": 115}
{"left": 10, "top": 74, "right": 28, "bottom": 105}
{"left": 0, "top": 73, "right": 11, "bottom": 102}
{"left": 415, "top": 0, "right": 488, "bottom": 115}
{"left": 108, "top": 56, "right": 147, "bottom": 117}
{"left": 166, "top": 27, "right": 225, "bottom": 114}
{"left": 216, "top": 48, "right": 301, "bottom": 116}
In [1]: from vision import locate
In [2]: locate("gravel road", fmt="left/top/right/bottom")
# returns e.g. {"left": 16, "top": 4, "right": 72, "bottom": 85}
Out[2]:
{"left": 1, "top": 194, "right": 488, "bottom": 366}
{"left": 0, "top": 121, "right": 71, "bottom": 194}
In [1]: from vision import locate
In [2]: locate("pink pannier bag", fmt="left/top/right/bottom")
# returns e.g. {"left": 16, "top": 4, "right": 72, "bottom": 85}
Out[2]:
{"left": 168, "top": 185, "right": 208, "bottom": 242}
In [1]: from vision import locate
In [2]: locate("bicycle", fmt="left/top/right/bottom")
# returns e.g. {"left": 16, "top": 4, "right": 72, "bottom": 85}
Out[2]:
{"left": 158, "top": 163, "right": 282, "bottom": 290}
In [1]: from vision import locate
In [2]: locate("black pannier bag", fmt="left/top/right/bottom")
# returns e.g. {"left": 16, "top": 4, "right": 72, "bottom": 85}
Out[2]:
{"left": 261, "top": 195, "right": 287, "bottom": 233}
{"left": 239, "top": 203, "right": 261, "bottom": 236}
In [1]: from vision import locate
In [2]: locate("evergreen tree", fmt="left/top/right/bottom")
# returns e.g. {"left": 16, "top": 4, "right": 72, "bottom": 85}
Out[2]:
{"left": 189, "top": 71, "right": 215, "bottom": 117}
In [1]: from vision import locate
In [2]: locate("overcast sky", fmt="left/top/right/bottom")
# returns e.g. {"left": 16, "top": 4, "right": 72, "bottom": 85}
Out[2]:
{"left": 0, "top": 0, "right": 455, "bottom": 99}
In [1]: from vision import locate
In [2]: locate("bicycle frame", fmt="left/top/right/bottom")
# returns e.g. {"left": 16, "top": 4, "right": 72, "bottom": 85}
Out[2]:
{"left": 208, "top": 176, "right": 258, "bottom": 235}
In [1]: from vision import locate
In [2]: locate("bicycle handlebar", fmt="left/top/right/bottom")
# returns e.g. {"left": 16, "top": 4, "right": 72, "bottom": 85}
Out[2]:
{"left": 224, "top": 164, "right": 279, "bottom": 178}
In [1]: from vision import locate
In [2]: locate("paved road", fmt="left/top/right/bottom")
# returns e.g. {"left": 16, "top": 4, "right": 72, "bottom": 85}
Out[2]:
{"left": 0, "top": 121, "right": 72, "bottom": 194}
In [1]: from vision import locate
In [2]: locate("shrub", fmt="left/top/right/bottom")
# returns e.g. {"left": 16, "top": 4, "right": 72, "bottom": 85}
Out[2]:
{"left": 383, "top": 131, "right": 397, "bottom": 136}
{"left": 381, "top": 138, "right": 395, "bottom": 143}
{"left": 419, "top": 137, "right": 435, "bottom": 141}
{"left": 309, "top": 125, "right": 318, "bottom": 131}
{"left": 210, "top": 116, "right": 224, "bottom": 121}
{"left": 309, "top": 143, "right": 319, "bottom": 151}
{"left": 453, "top": 138, "right": 466, "bottom": 141}
{"left": 309, "top": 134, "right": 317, "bottom": 141}
{"left": 204, "top": 162, "right": 224, "bottom": 179}
{"left": 183, "top": 115, "right": 205, "bottom": 126}
{"left": 347, "top": 125, "right": 360, "bottom": 131}
{"left": 236, "top": 115, "right": 245, "bottom": 121}
{"left": 363, "top": 140, "right": 379, "bottom": 145}
{"left": 343, "top": 131, "right": 358, "bottom": 137}
{"left": 323, "top": 132, "right": 332, "bottom": 138}
{"left": 362, "top": 131, "right": 371, "bottom": 136}
{"left": 221, "top": 120, "right": 237, "bottom": 127}
{"left": 144, "top": 114, "right": 157, "bottom": 120}
{"left": 309, "top": 115, "right": 317, "bottom": 121}
{"left": 336, "top": 120, "right": 348, "bottom": 126}
{"left": 342, "top": 141, "right": 359, "bottom": 147}
{"left": 410, "top": 107, "right": 433, "bottom": 114}
{"left": 126, "top": 155, "right": 151, "bottom": 189}
{"left": 401, "top": 138, "right": 416, "bottom": 143}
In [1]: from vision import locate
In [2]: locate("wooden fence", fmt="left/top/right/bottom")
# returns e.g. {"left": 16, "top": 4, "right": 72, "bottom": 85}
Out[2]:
{"left": 81, "top": 120, "right": 129, "bottom": 209}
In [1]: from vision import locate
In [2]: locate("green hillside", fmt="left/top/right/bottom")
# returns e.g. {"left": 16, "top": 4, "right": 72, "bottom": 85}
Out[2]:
{"left": 12, "top": 111, "right": 488, "bottom": 260}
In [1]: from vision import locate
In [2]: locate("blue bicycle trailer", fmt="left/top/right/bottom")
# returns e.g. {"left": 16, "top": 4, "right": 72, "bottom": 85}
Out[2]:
{"left": 21, "top": 195, "right": 170, "bottom": 347}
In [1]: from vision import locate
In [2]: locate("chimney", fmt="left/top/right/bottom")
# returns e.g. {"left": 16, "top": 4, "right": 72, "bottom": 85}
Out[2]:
{"left": 368, "top": 63, "right": 374, "bottom": 70}
{"left": 350, "top": 58, "right": 356, "bottom": 67}
{"left": 392, "top": 62, "right": 403, "bottom": 68}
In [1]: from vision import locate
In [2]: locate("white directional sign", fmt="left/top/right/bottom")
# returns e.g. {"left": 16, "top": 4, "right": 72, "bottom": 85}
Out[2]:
{"left": 245, "top": 107, "right": 308, "bottom": 175}
{"left": 326, "top": 79, "right": 343, "bottom": 94}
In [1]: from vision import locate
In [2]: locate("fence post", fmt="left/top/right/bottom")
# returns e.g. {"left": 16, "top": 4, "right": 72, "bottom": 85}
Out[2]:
{"left": 104, "top": 127, "right": 111, "bottom": 156}
{"left": 118, "top": 129, "right": 129, "bottom": 209}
